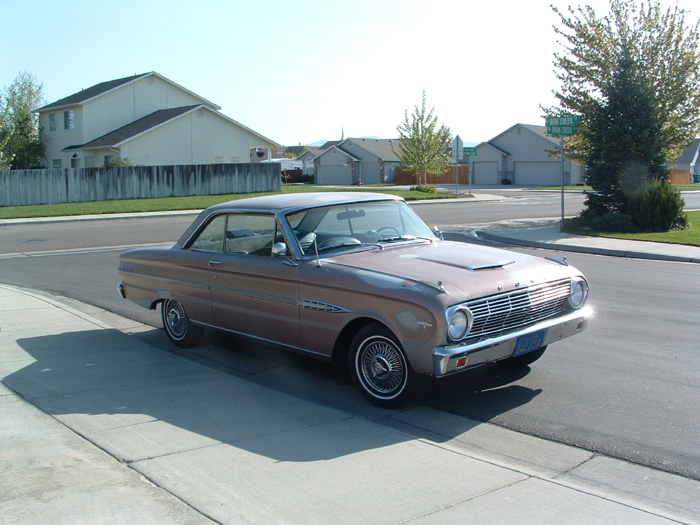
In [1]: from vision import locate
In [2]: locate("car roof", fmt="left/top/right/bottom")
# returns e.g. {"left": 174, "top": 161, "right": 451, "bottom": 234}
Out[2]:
{"left": 206, "top": 192, "right": 402, "bottom": 214}
{"left": 174, "top": 192, "right": 403, "bottom": 249}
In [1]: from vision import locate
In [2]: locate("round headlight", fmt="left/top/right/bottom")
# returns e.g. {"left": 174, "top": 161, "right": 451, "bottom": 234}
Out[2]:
{"left": 568, "top": 278, "right": 588, "bottom": 309}
{"left": 448, "top": 309, "right": 471, "bottom": 341}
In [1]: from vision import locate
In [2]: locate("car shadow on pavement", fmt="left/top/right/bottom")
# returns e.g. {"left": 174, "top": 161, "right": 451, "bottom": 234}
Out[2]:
{"left": 5, "top": 326, "right": 541, "bottom": 464}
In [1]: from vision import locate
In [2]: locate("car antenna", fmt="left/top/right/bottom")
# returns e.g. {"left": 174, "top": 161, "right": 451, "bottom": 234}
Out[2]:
{"left": 314, "top": 234, "right": 322, "bottom": 267}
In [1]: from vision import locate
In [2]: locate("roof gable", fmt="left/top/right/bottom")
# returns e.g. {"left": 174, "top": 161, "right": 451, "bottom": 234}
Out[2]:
{"left": 488, "top": 123, "right": 559, "bottom": 148}
{"left": 37, "top": 72, "right": 221, "bottom": 113}
{"left": 343, "top": 138, "right": 401, "bottom": 161}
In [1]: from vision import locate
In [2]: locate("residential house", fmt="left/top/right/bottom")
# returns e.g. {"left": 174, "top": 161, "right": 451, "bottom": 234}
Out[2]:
{"left": 36, "top": 72, "right": 278, "bottom": 169}
{"left": 469, "top": 124, "right": 585, "bottom": 186}
{"left": 312, "top": 138, "right": 401, "bottom": 185}
{"left": 669, "top": 138, "right": 700, "bottom": 184}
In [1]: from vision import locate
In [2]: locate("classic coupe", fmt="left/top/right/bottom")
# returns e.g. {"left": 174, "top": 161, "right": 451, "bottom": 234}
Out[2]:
{"left": 118, "top": 192, "right": 591, "bottom": 407}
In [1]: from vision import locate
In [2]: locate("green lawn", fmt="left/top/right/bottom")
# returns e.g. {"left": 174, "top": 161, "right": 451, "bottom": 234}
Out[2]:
{"left": 0, "top": 185, "right": 454, "bottom": 220}
{"left": 564, "top": 210, "right": 700, "bottom": 247}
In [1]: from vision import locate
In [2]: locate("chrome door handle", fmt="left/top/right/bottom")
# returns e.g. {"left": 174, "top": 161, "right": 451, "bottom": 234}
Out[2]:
{"left": 208, "top": 260, "right": 223, "bottom": 267}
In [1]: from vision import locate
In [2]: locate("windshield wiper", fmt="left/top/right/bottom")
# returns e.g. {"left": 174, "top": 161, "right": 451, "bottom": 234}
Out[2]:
{"left": 379, "top": 235, "right": 417, "bottom": 243}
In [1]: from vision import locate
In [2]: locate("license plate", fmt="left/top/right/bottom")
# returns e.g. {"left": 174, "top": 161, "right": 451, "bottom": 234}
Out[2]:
{"left": 513, "top": 330, "right": 545, "bottom": 357}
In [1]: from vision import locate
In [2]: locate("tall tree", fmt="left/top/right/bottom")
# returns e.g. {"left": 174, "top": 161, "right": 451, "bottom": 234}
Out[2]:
{"left": 0, "top": 95, "right": 13, "bottom": 169}
{"left": 1, "top": 71, "right": 45, "bottom": 169}
{"left": 393, "top": 91, "right": 453, "bottom": 187}
{"left": 583, "top": 46, "right": 669, "bottom": 215}
{"left": 549, "top": 0, "right": 700, "bottom": 162}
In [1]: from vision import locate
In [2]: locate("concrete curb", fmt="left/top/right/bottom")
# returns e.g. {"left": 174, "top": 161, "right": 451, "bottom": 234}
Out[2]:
{"left": 473, "top": 229, "right": 700, "bottom": 264}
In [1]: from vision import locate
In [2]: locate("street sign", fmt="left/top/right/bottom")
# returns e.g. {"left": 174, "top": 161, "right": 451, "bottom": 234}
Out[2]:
{"left": 463, "top": 147, "right": 477, "bottom": 156}
{"left": 451, "top": 136, "right": 463, "bottom": 160}
{"left": 546, "top": 116, "right": 579, "bottom": 127}
{"left": 547, "top": 126, "right": 577, "bottom": 136}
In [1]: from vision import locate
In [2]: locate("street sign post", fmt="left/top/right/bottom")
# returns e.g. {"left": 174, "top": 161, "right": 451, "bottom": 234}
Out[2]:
{"left": 546, "top": 116, "right": 580, "bottom": 230}
{"left": 463, "top": 146, "right": 477, "bottom": 195}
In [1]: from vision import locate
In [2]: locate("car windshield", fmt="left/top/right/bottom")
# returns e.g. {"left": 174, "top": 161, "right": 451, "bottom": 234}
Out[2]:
{"left": 286, "top": 200, "right": 436, "bottom": 255}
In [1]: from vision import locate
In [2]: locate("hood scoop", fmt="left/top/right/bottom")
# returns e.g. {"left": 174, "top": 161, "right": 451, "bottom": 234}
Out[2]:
{"left": 466, "top": 260, "right": 515, "bottom": 271}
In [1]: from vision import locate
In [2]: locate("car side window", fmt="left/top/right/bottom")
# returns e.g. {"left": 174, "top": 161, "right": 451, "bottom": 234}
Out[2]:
{"left": 190, "top": 215, "right": 227, "bottom": 252}
{"left": 224, "top": 214, "right": 277, "bottom": 256}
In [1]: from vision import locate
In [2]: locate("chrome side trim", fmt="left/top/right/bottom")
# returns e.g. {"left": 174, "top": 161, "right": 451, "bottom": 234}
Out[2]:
{"left": 300, "top": 300, "right": 350, "bottom": 313}
{"left": 119, "top": 271, "right": 209, "bottom": 291}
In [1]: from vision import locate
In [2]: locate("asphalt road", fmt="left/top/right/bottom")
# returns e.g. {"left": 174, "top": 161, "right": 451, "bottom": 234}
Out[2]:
{"left": 1, "top": 189, "right": 699, "bottom": 481}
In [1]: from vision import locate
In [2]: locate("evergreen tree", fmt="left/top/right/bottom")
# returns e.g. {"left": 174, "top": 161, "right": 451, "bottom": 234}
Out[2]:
{"left": 393, "top": 91, "right": 452, "bottom": 187}
{"left": 583, "top": 47, "right": 669, "bottom": 216}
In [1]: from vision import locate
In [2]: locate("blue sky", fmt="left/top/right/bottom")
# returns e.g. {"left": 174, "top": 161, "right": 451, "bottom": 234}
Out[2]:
{"left": 2, "top": 0, "right": 693, "bottom": 146}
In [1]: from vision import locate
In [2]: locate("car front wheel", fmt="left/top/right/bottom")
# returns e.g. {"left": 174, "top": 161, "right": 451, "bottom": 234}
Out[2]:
{"left": 349, "top": 324, "right": 419, "bottom": 408}
{"left": 161, "top": 299, "right": 204, "bottom": 348}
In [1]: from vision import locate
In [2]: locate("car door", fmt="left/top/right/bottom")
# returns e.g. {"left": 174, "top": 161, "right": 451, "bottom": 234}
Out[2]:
{"left": 207, "top": 213, "right": 301, "bottom": 348}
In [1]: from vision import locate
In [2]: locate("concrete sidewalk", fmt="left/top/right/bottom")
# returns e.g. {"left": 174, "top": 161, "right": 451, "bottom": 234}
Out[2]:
{"left": 1, "top": 283, "right": 699, "bottom": 524}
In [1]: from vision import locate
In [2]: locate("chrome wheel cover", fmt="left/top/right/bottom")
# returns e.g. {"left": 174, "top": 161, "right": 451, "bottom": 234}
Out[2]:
{"left": 357, "top": 336, "right": 407, "bottom": 398}
{"left": 164, "top": 300, "right": 187, "bottom": 339}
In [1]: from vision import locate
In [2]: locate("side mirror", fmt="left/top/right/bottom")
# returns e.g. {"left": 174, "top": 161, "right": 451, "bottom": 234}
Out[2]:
{"left": 272, "top": 242, "right": 287, "bottom": 257}
{"left": 432, "top": 226, "right": 443, "bottom": 241}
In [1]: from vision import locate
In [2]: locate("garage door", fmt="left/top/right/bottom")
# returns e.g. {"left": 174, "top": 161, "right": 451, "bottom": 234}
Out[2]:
{"left": 472, "top": 162, "right": 499, "bottom": 185}
{"left": 318, "top": 165, "right": 352, "bottom": 185}
{"left": 514, "top": 162, "right": 560, "bottom": 186}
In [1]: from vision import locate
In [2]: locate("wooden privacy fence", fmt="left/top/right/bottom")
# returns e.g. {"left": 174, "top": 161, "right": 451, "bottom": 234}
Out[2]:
{"left": 0, "top": 163, "right": 281, "bottom": 207}
{"left": 395, "top": 165, "right": 469, "bottom": 186}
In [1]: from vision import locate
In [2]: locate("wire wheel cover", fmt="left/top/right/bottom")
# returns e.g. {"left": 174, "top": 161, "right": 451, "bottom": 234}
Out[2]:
{"left": 359, "top": 337, "right": 406, "bottom": 395}
{"left": 165, "top": 301, "right": 187, "bottom": 338}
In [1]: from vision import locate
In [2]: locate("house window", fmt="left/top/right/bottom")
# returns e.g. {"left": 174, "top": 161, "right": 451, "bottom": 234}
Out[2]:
{"left": 53, "top": 159, "right": 62, "bottom": 168}
{"left": 214, "top": 156, "right": 224, "bottom": 163}
{"left": 49, "top": 113, "right": 56, "bottom": 132}
{"left": 231, "top": 156, "right": 239, "bottom": 163}
{"left": 64, "top": 110, "right": 74, "bottom": 130}
{"left": 71, "top": 157, "right": 80, "bottom": 168}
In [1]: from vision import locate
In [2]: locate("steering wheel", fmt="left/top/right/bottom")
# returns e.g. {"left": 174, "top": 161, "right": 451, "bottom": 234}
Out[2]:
{"left": 366, "top": 226, "right": 401, "bottom": 241}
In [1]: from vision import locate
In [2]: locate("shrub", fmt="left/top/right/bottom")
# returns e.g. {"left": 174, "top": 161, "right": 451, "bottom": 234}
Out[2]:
{"left": 410, "top": 185, "right": 437, "bottom": 194}
{"left": 627, "top": 180, "right": 687, "bottom": 232}
{"left": 589, "top": 212, "right": 638, "bottom": 233}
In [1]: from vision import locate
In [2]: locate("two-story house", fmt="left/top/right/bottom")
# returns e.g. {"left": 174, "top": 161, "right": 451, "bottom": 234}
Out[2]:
{"left": 36, "top": 72, "right": 278, "bottom": 169}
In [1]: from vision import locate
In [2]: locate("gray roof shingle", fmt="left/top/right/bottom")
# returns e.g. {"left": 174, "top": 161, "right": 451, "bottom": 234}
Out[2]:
{"left": 37, "top": 73, "right": 151, "bottom": 111}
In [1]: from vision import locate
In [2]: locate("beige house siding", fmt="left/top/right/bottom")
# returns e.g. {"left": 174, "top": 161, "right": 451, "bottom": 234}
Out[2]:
{"left": 121, "top": 108, "right": 258, "bottom": 166}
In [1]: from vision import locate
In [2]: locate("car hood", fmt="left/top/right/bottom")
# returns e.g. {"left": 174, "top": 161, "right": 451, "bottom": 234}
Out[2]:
{"left": 324, "top": 240, "right": 578, "bottom": 301}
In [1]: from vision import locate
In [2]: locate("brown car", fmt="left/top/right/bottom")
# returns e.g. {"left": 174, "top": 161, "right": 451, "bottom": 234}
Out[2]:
{"left": 118, "top": 192, "right": 591, "bottom": 407}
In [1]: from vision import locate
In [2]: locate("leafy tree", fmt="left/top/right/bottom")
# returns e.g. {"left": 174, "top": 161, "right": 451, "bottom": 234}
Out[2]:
{"left": 1, "top": 71, "right": 45, "bottom": 169}
{"left": 549, "top": 0, "right": 700, "bottom": 162}
{"left": 0, "top": 95, "right": 13, "bottom": 169}
{"left": 583, "top": 46, "right": 669, "bottom": 216}
{"left": 393, "top": 91, "right": 453, "bottom": 187}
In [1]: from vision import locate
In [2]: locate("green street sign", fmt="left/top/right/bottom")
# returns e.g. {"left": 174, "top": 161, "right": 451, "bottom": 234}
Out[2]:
{"left": 463, "top": 147, "right": 477, "bottom": 156}
{"left": 546, "top": 116, "right": 579, "bottom": 127}
{"left": 547, "top": 126, "right": 577, "bottom": 136}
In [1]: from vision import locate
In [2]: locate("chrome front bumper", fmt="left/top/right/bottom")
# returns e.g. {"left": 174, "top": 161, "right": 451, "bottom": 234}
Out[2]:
{"left": 432, "top": 306, "right": 592, "bottom": 378}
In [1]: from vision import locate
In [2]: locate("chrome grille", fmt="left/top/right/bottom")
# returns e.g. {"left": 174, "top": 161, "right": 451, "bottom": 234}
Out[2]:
{"left": 465, "top": 278, "right": 571, "bottom": 341}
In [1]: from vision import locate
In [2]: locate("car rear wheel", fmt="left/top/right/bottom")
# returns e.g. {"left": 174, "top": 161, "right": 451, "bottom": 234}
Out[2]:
{"left": 499, "top": 346, "right": 547, "bottom": 367}
{"left": 349, "top": 323, "right": 419, "bottom": 408}
{"left": 161, "top": 299, "right": 203, "bottom": 348}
